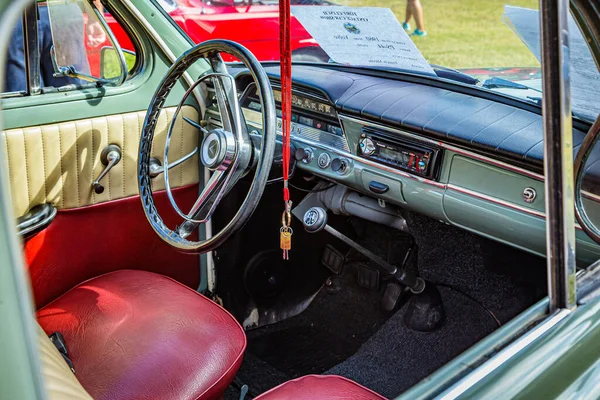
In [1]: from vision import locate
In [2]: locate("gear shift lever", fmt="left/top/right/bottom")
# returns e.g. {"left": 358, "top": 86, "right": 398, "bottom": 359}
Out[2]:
{"left": 303, "top": 207, "right": 425, "bottom": 293}
{"left": 303, "top": 206, "right": 445, "bottom": 332}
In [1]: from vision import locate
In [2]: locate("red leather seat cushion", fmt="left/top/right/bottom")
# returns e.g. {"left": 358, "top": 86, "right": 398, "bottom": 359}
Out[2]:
{"left": 37, "top": 270, "right": 246, "bottom": 400}
{"left": 255, "top": 375, "right": 387, "bottom": 400}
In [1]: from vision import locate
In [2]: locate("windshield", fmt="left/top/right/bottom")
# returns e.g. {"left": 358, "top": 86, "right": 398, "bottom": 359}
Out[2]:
{"left": 157, "top": 0, "right": 600, "bottom": 122}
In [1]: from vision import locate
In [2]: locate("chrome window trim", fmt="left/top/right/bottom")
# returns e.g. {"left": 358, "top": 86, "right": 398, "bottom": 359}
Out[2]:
{"left": 23, "top": 3, "right": 40, "bottom": 95}
{"left": 0, "top": 91, "right": 26, "bottom": 99}
{"left": 0, "top": 0, "right": 144, "bottom": 99}
{"left": 438, "top": 309, "right": 571, "bottom": 399}
{"left": 119, "top": 0, "right": 205, "bottom": 111}
{"left": 541, "top": 0, "right": 577, "bottom": 311}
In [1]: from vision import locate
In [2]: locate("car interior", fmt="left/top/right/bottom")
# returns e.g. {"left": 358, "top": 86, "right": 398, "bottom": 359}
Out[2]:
{"left": 1, "top": 0, "right": 600, "bottom": 399}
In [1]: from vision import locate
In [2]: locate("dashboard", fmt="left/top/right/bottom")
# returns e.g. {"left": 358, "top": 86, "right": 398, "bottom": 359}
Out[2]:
{"left": 206, "top": 64, "right": 600, "bottom": 266}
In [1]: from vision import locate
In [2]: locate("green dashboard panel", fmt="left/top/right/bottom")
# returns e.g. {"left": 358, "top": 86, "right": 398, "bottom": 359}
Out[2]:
{"left": 449, "top": 156, "right": 546, "bottom": 213}
{"left": 219, "top": 93, "right": 600, "bottom": 267}
{"left": 282, "top": 115, "right": 600, "bottom": 267}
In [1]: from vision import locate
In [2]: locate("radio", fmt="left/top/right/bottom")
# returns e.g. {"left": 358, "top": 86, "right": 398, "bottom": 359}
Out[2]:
{"left": 358, "top": 132, "right": 441, "bottom": 179}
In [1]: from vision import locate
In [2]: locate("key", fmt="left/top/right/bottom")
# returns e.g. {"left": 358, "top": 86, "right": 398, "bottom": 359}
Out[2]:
{"left": 280, "top": 226, "right": 293, "bottom": 260}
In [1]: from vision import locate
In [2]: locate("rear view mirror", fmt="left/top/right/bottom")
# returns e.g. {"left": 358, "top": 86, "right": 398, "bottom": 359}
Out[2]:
{"left": 46, "top": 0, "right": 128, "bottom": 86}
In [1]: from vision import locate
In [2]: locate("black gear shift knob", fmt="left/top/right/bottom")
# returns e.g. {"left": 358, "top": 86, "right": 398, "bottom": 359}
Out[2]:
{"left": 303, "top": 207, "right": 328, "bottom": 233}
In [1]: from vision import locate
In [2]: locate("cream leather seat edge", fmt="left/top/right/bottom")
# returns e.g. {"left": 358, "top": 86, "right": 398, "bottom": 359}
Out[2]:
{"left": 36, "top": 323, "right": 92, "bottom": 400}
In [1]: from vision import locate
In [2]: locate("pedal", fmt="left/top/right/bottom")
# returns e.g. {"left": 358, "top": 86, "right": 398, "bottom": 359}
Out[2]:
{"left": 321, "top": 244, "right": 345, "bottom": 274}
{"left": 357, "top": 263, "right": 380, "bottom": 291}
{"left": 239, "top": 384, "right": 249, "bottom": 400}
{"left": 381, "top": 282, "right": 403, "bottom": 312}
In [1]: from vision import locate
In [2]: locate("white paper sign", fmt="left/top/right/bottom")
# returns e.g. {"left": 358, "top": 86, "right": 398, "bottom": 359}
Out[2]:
{"left": 503, "top": 6, "right": 600, "bottom": 120}
{"left": 291, "top": 6, "right": 435, "bottom": 76}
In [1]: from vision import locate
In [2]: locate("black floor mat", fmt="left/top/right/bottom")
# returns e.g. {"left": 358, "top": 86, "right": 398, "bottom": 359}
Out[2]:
{"left": 245, "top": 262, "right": 390, "bottom": 378}
{"left": 327, "top": 213, "right": 546, "bottom": 398}
{"left": 327, "top": 286, "right": 498, "bottom": 398}
{"left": 235, "top": 212, "right": 546, "bottom": 399}
{"left": 224, "top": 353, "right": 289, "bottom": 399}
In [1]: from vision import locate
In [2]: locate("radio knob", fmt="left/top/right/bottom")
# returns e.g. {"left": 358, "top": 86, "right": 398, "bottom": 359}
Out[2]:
{"left": 359, "top": 137, "right": 376, "bottom": 156}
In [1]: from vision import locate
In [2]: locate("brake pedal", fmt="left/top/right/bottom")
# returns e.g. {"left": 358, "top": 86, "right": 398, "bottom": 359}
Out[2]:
{"left": 357, "top": 263, "right": 380, "bottom": 291}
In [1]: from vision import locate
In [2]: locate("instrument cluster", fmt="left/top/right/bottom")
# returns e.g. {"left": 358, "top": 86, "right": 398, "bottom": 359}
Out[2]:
{"left": 241, "top": 84, "right": 344, "bottom": 138}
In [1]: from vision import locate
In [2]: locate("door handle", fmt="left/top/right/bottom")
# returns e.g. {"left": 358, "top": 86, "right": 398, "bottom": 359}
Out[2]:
{"left": 16, "top": 203, "right": 57, "bottom": 238}
{"left": 92, "top": 144, "right": 122, "bottom": 194}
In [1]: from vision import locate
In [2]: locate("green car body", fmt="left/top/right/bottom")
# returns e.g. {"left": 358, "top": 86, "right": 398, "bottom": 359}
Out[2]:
{"left": 1, "top": 0, "right": 600, "bottom": 399}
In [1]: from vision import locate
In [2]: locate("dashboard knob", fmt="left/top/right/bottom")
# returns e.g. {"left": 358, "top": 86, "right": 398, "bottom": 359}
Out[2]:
{"left": 359, "top": 137, "right": 376, "bottom": 156}
{"left": 295, "top": 147, "right": 313, "bottom": 164}
{"left": 331, "top": 158, "right": 348, "bottom": 174}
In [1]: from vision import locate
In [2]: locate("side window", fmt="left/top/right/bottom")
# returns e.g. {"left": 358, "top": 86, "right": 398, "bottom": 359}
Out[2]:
{"left": 1, "top": 1, "right": 138, "bottom": 96}
{"left": 3, "top": 14, "right": 29, "bottom": 94}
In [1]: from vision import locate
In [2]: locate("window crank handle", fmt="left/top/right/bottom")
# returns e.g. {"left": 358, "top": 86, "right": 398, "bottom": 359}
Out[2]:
{"left": 92, "top": 144, "right": 122, "bottom": 194}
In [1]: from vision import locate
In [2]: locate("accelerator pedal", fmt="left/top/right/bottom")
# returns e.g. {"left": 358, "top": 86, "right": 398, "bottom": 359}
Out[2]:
{"left": 381, "top": 282, "right": 403, "bottom": 311}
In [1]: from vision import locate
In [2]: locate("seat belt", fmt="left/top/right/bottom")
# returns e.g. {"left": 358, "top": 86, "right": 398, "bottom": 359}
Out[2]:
{"left": 49, "top": 331, "right": 76, "bottom": 373}
{"left": 279, "top": 0, "right": 293, "bottom": 260}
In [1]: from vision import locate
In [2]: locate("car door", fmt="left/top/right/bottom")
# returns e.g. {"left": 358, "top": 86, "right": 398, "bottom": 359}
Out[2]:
{"left": 1, "top": 1, "right": 204, "bottom": 308}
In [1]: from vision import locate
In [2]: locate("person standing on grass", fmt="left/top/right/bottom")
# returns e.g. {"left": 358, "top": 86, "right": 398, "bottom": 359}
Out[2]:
{"left": 402, "top": 0, "right": 427, "bottom": 37}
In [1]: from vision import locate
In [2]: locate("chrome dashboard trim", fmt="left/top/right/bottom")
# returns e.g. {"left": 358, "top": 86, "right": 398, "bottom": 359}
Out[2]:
{"left": 446, "top": 184, "right": 547, "bottom": 219}
{"left": 447, "top": 184, "right": 584, "bottom": 231}
{"left": 582, "top": 190, "right": 600, "bottom": 202}
{"left": 339, "top": 114, "right": 600, "bottom": 202}
{"left": 234, "top": 93, "right": 600, "bottom": 207}
{"left": 269, "top": 83, "right": 331, "bottom": 102}
{"left": 225, "top": 108, "right": 446, "bottom": 189}
{"left": 339, "top": 114, "right": 546, "bottom": 180}
{"left": 216, "top": 106, "right": 589, "bottom": 230}
{"left": 298, "top": 134, "right": 447, "bottom": 189}
{"left": 339, "top": 114, "right": 444, "bottom": 147}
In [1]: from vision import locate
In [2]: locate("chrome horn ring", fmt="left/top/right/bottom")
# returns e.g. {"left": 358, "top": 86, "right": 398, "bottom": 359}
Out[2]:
{"left": 163, "top": 73, "right": 241, "bottom": 225}
{"left": 138, "top": 40, "right": 276, "bottom": 253}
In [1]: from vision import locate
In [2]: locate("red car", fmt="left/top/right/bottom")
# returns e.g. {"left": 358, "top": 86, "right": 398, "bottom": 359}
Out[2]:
{"left": 87, "top": 0, "right": 329, "bottom": 76}
{"left": 162, "top": 0, "right": 329, "bottom": 62}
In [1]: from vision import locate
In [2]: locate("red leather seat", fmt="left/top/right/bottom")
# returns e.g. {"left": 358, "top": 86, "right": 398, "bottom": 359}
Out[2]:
{"left": 255, "top": 375, "right": 387, "bottom": 400}
{"left": 36, "top": 270, "right": 246, "bottom": 400}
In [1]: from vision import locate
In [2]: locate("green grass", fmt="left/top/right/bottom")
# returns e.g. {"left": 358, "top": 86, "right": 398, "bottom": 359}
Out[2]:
{"left": 338, "top": 0, "right": 540, "bottom": 69}
{"left": 101, "top": 50, "right": 137, "bottom": 80}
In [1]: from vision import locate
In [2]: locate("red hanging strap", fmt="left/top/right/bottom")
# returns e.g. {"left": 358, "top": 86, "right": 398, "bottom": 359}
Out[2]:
{"left": 279, "top": 0, "right": 292, "bottom": 203}
{"left": 279, "top": 0, "right": 293, "bottom": 260}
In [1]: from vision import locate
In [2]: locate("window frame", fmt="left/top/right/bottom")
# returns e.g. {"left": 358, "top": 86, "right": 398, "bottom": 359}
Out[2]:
{"left": 0, "top": 0, "right": 142, "bottom": 99}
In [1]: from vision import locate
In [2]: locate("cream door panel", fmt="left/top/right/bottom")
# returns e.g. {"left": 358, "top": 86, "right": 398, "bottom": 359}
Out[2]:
{"left": 2, "top": 106, "right": 200, "bottom": 217}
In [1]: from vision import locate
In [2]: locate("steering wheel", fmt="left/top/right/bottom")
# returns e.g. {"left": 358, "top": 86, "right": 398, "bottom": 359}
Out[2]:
{"left": 574, "top": 116, "right": 600, "bottom": 245}
{"left": 138, "top": 40, "right": 276, "bottom": 253}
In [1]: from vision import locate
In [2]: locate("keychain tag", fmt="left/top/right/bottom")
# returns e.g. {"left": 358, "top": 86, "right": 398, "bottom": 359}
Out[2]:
{"left": 280, "top": 206, "right": 293, "bottom": 260}
{"left": 280, "top": 226, "right": 293, "bottom": 260}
